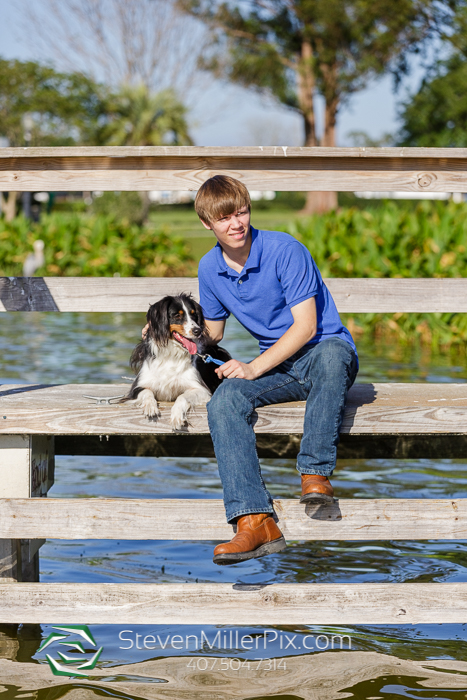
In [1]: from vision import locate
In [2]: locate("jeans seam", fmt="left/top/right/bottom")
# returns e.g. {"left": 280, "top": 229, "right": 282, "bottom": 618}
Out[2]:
{"left": 248, "top": 374, "right": 297, "bottom": 403}
{"left": 243, "top": 378, "right": 296, "bottom": 511}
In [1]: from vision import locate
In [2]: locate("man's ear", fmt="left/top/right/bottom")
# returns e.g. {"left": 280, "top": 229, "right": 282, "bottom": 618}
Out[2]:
{"left": 199, "top": 218, "right": 212, "bottom": 230}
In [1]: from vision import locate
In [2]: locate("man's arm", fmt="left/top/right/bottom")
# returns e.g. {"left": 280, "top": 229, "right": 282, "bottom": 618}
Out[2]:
{"left": 205, "top": 319, "right": 226, "bottom": 343}
{"left": 215, "top": 297, "right": 317, "bottom": 381}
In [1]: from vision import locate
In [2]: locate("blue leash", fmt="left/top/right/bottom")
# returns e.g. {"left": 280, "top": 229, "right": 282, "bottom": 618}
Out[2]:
{"left": 196, "top": 353, "right": 225, "bottom": 366}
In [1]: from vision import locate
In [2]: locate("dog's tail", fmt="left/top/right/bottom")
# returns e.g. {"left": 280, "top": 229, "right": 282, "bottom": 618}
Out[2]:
{"left": 119, "top": 340, "right": 150, "bottom": 403}
{"left": 119, "top": 384, "right": 145, "bottom": 403}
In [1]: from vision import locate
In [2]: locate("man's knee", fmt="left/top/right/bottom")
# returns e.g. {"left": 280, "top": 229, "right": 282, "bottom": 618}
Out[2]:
{"left": 207, "top": 378, "right": 253, "bottom": 417}
{"left": 313, "top": 339, "right": 356, "bottom": 383}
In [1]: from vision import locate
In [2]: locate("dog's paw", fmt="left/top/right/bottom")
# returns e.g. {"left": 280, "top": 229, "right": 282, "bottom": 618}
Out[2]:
{"left": 143, "top": 401, "right": 161, "bottom": 419}
{"left": 171, "top": 398, "right": 189, "bottom": 430}
{"left": 136, "top": 390, "right": 160, "bottom": 419}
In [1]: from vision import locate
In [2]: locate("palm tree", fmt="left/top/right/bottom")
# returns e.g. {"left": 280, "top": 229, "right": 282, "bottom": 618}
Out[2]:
{"left": 101, "top": 84, "right": 193, "bottom": 147}
{"left": 97, "top": 84, "right": 193, "bottom": 223}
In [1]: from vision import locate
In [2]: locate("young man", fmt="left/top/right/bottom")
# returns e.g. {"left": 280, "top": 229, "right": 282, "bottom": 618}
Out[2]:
{"left": 197, "top": 175, "right": 358, "bottom": 565}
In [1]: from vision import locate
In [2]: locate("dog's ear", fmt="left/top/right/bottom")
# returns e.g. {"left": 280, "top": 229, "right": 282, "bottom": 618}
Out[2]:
{"left": 147, "top": 297, "right": 173, "bottom": 346}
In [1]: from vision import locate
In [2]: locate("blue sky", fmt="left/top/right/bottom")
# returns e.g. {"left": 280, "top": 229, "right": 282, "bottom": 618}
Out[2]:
{"left": 0, "top": 0, "right": 426, "bottom": 147}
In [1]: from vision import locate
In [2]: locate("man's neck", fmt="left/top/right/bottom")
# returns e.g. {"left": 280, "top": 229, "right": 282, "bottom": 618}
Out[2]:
{"left": 221, "top": 227, "right": 252, "bottom": 273}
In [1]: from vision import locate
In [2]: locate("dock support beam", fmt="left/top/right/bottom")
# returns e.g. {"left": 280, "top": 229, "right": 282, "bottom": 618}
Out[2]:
{"left": 0, "top": 435, "right": 54, "bottom": 582}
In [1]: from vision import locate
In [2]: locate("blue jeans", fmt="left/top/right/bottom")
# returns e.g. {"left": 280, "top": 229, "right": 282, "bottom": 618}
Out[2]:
{"left": 206, "top": 337, "right": 358, "bottom": 523}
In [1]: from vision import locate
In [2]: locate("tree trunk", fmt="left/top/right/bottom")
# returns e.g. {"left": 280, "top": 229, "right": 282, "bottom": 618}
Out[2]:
{"left": 139, "top": 191, "right": 151, "bottom": 226}
{"left": 303, "top": 62, "right": 339, "bottom": 215}
{"left": 1, "top": 192, "right": 18, "bottom": 222}
{"left": 298, "top": 45, "right": 338, "bottom": 215}
{"left": 297, "top": 40, "right": 317, "bottom": 148}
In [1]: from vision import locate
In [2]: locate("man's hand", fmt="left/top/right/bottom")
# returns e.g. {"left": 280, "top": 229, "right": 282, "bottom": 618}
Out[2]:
{"left": 142, "top": 323, "right": 149, "bottom": 339}
{"left": 215, "top": 359, "right": 258, "bottom": 381}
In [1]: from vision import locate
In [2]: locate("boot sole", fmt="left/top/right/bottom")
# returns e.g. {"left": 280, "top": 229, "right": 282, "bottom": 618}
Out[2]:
{"left": 213, "top": 536, "right": 287, "bottom": 566}
{"left": 300, "top": 493, "right": 334, "bottom": 505}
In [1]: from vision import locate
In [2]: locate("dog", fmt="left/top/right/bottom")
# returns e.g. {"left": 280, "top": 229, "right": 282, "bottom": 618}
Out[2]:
{"left": 121, "top": 293, "right": 231, "bottom": 429}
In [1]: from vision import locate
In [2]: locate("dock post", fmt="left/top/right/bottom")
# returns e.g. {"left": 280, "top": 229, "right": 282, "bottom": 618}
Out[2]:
{"left": 0, "top": 435, "right": 54, "bottom": 582}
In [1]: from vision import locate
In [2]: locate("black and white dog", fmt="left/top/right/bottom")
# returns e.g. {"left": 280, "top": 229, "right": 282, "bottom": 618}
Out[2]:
{"left": 121, "top": 294, "right": 231, "bottom": 429}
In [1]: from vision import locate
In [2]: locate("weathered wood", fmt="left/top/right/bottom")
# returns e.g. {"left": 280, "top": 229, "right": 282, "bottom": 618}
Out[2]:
{"left": 2, "top": 277, "right": 467, "bottom": 313}
{"left": 0, "top": 542, "right": 20, "bottom": 583}
{"left": 1, "top": 498, "right": 466, "bottom": 541}
{"left": 0, "top": 582, "right": 466, "bottom": 623}
{"left": 0, "top": 436, "right": 31, "bottom": 499}
{"left": 1, "top": 147, "right": 467, "bottom": 192}
{"left": 3, "top": 145, "right": 467, "bottom": 157}
{"left": 1, "top": 383, "right": 467, "bottom": 436}
{"left": 0, "top": 436, "right": 53, "bottom": 582}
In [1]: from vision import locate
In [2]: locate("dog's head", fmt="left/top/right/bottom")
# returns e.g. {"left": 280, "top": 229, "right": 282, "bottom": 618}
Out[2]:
{"left": 146, "top": 293, "right": 206, "bottom": 354}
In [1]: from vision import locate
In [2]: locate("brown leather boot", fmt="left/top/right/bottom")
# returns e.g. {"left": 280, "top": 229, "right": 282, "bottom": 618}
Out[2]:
{"left": 300, "top": 474, "right": 334, "bottom": 504}
{"left": 213, "top": 513, "right": 286, "bottom": 566}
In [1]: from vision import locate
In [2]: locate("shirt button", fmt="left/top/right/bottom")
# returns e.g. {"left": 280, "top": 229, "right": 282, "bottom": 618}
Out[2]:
{"left": 238, "top": 280, "right": 243, "bottom": 284}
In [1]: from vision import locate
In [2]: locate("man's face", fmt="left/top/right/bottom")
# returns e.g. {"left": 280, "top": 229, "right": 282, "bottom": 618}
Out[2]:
{"left": 201, "top": 206, "right": 251, "bottom": 251}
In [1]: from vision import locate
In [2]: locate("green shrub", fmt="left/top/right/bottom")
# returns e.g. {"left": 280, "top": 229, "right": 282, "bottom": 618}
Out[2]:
{"left": 90, "top": 192, "right": 148, "bottom": 225}
{"left": 0, "top": 212, "right": 194, "bottom": 277}
{"left": 286, "top": 200, "right": 467, "bottom": 348}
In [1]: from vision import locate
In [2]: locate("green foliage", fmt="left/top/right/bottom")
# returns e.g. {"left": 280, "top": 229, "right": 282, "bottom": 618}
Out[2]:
{"left": 399, "top": 52, "right": 467, "bottom": 146}
{"left": 90, "top": 192, "right": 149, "bottom": 225}
{"left": 0, "top": 59, "right": 192, "bottom": 149}
{"left": 0, "top": 58, "right": 106, "bottom": 146}
{"left": 398, "top": 6, "right": 467, "bottom": 147}
{"left": 96, "top": 85, "right": 193, "bottom": 146}
{"left": 0, "top": 213, "right": 193, "bottom": 277}
{"left": 286, "top": 200, "right": 467, "bottom": 347}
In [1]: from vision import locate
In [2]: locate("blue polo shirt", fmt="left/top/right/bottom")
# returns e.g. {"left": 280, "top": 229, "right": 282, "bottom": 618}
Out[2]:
{"left": 198, "top": 226, "right": 357, "bottom": 359}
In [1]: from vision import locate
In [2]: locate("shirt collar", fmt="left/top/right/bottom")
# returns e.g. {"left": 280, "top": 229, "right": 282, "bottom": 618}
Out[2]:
{"left": 215, "top": 226, "right": 262, "bottom": 275}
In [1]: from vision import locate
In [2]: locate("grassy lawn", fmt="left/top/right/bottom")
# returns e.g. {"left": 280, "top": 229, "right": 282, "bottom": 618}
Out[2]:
{"left": 148, "top": 207, "right": 307, "bottom": 264}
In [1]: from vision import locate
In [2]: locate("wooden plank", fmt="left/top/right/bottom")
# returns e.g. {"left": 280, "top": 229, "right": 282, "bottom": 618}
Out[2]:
{"left": 0, "top": 277, "right": 198, "bottom": 312}
{"left": 2, "top": 277, "right": 467, "bottom": 313}
{"left": 0, "top": 582, "right": 466, "bottom": 623}
{"left": 2, "top": 164, "right": 467, "bottom": 192}
{"left": 1, "top": 383, "right": 467, "bottom": 436}
{"left": 3, "top": 145, "right": 467, "bottom": 157}
{"left": 0, "top": 148, "right": 467, "bottom": 191}
{"left": 1, "top": 498, "right": 466, "bottom": 541}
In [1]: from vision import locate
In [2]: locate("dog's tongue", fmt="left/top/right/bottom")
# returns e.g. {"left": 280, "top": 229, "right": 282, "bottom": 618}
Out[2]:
{"left": 173, "top": 332, "right": 197, "bottom": 355}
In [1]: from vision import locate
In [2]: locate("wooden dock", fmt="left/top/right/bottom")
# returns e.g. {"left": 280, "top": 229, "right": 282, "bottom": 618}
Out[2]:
{"left": 0, "top": 145, "right": 466, "bottom": 624}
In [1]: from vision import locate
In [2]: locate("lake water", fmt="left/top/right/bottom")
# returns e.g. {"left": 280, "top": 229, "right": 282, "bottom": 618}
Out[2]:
{"left": 0, "top": 311, "right": 467, "bottom": 700}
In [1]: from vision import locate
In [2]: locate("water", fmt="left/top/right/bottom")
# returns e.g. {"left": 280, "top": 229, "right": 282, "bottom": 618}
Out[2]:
{"left": 0, "top": 312, "right": 467, "bottom": 699}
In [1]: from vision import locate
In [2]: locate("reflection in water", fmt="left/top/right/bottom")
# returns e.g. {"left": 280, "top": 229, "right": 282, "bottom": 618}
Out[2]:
{"left": 0, "top": 313, "right": 466, "bottom": 699}
{"left": 2, "top": 652, "right": 467, "bottom": 699}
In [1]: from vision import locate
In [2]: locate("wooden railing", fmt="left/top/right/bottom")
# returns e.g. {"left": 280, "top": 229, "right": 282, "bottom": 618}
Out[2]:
{"left": 0, "top": 146, "right": 466, "bottom": 625}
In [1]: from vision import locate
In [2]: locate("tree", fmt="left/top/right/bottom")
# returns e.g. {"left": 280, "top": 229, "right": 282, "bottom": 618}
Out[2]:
{"left": 399, "top": 54, "right": 467, "bottom": 146}
{"left": 0, "top": 58, "right": 105, "bottom": 147}
{"left": 98, "top": 85, "right": 193, "bottom": 147}
{"left": 0, "top": 58, "right": 105, "bottom": 220}
{"left": 398, "top": 9, "right": 467, "bottom": 146}
{"left": 179, "top": 0, "right": 458, "bottom": 212}
{"left": 16, "top": 0, "right": 208, "bottom": 103}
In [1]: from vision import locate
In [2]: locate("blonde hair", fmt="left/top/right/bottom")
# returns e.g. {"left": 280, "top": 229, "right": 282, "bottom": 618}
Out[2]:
{"left": 194, "top": 175, "right": 251, "bottom": 224}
